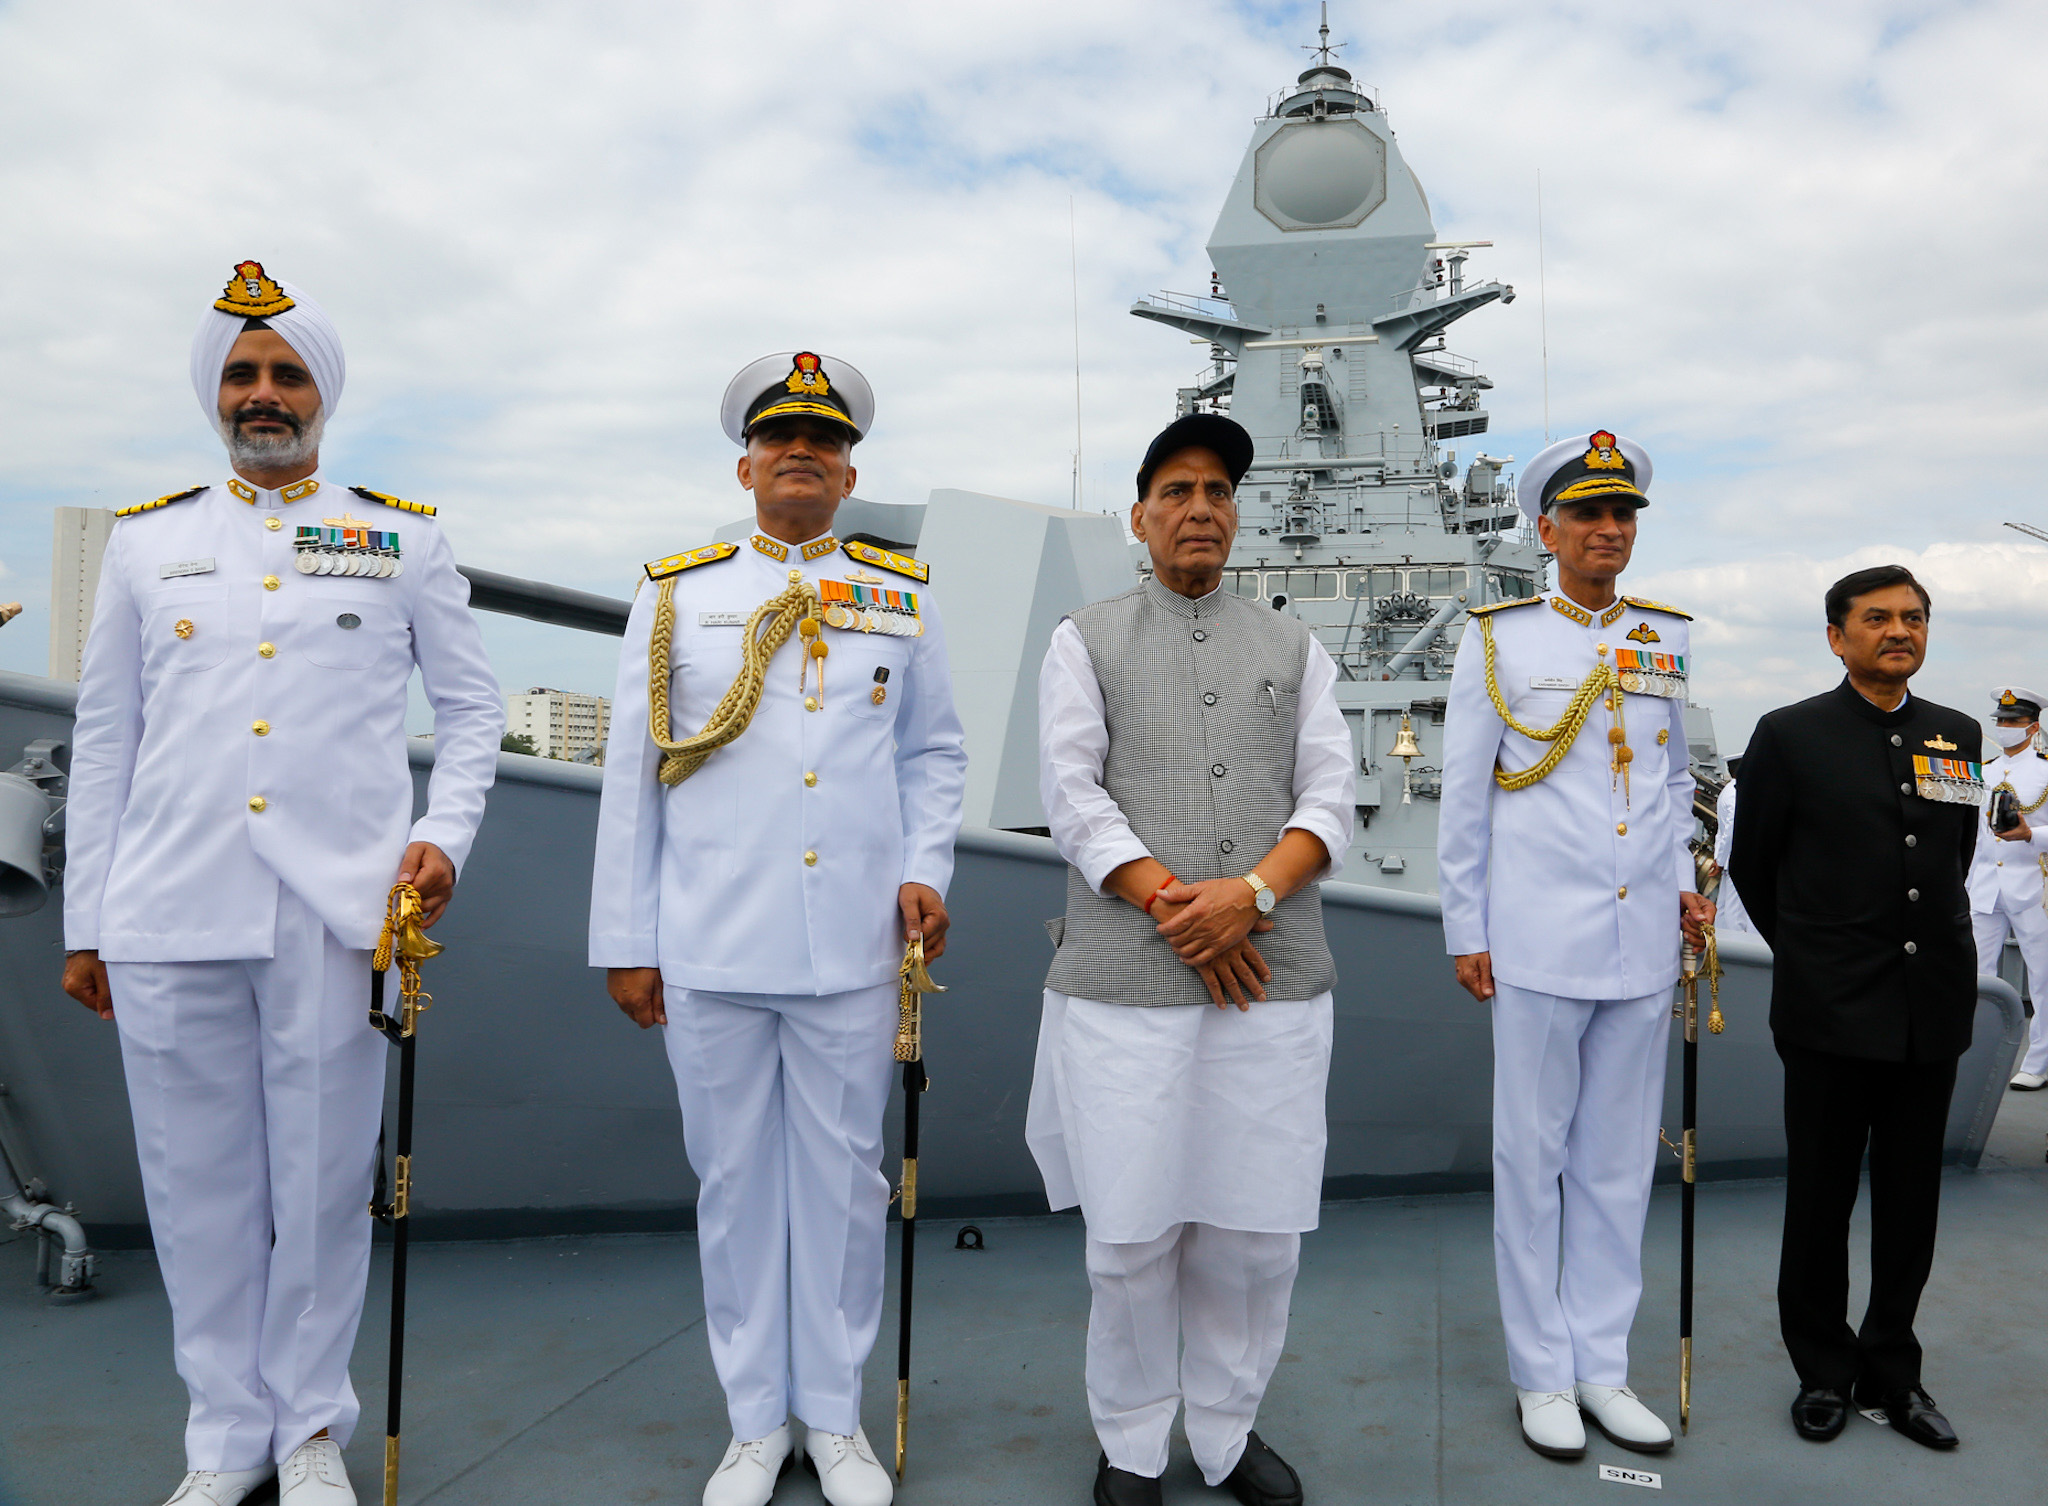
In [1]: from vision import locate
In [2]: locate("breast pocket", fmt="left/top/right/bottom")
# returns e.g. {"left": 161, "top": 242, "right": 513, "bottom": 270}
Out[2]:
{"left": 1226, "top": 672, "right": 1300, "bottom": 760}
{"left": 840, "top": 633, "right": 914, "bottom": 721}
{"left": 140, "top": 583, "right": 231, "bottom": 674}
{"left": 299, "top": 588, "right": 408, "bottom": 671}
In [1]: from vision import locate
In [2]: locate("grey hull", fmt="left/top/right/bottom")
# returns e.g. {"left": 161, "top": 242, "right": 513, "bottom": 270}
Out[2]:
{"left": 0, "top": 671, "right": 2023, "bottom": 1246}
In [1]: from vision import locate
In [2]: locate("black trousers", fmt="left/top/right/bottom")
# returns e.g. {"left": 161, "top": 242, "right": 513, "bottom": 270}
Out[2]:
{"left": 1775, "top": 1040, "right": 1957, "bottom": 1395}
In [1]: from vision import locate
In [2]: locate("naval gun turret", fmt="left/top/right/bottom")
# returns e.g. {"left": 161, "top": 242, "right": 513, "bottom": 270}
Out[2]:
{"left": 1128, "top": 11, "right": 1716, "bottom": 891}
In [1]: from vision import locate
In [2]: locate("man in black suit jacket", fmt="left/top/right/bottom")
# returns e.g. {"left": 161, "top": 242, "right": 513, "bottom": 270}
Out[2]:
{"left": 1729, "top": 564, "right": 1977, "bottom": 1451}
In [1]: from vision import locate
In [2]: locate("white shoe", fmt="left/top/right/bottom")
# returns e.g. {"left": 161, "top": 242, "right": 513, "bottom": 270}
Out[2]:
{"left": 803, "top": 1426, "right": 893, "bottom": 1506}
{"left": 1577, "top": 1382, "right": 1674, "bottom": 1453}
{"left": 1516, "top": 1388, "right": 1586, "bottom": 1459}
{"left": 2010, "top": 1071, "right": 2048, "bottom": 1090}
{"left": 704, "top": 1424, "right": 794, "bottom": 1506}
{"left": 162, "top": 1466, "right": 276, "bottom": 1506}
{"left": 279, "top": 1437, "right": 355, "bottom": 1503}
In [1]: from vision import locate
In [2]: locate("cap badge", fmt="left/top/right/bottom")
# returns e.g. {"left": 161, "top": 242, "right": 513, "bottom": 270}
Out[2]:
{"left": 1583, "top": 430, "right": 1625, "bottom": 471}
{"left": 2002, "top": 690, "right": 2019, "bottom": 706}
{"left": 1624, "top": 622, "right": 1660, "bottom": 644}
{"left": 213, "top": 260, "right": 296, "bottom": 319}
{"left": 785, "top": 352, "right": 831, "bottom": 399}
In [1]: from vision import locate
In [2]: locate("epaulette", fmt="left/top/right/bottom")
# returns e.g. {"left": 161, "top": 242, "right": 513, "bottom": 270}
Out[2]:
{"left": 1620, "top": 595, "right": 1691, "bottom": 621}
{"left": 841, "top": 539, "right": 929, "bottom": 583}
{"left": 646, "top": 542, "right": 740, "bottom": 580}
{"left": 1466, "top": 595, "right": 1542, "bottom": 616}
{"left": 115, "top": 485, "right": 207, "bottom": 519}
{"left": 350, "top": 485, "right": 437, "bottom": 517}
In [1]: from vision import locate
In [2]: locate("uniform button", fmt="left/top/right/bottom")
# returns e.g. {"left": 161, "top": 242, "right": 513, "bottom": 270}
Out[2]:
{"left": 1899, "top": 781, "right": 1911, "bottom": 795}
{"left": 1219, "top": 839, "right": 1235, "bottom": 855}
{"left": 1616, "top": 822, "right": 1628, "bottom": 836}
{"left": 251, "top": 720, "right": 270, "bottom": 736}
{"left": 1891, "top": 734, "right": 1903, "bottom": 747}
{"left": 1905, "top": 834, "right": 1918, "bottom": 847}
{"left": 804, "top": 696, "right": 819, "bottom": 712}
{"left": 248, "top": 796, "right": 267, "bottom": 812}
{"left": 264, "top": 517, "right": 282, "bottom": 531}
{"left": 804, "top": 850, "right": 818, "bottom": 866}
{"left": 263, "top": 574, "right": 281, "bottom": 591}
{"left": 1203, "top": 693, "right": 1218, "bottom": 706}
{"left": 258, "top": 642, "right": 276, "bottom": 658}
{"left": 804, "top": 771, "right": 818, "bottom": 787}
{"left": 1907, "top": 888, "right": 1920, "bottom": 901}
{"left": 1211, "top": 762, "right": 1227, "bottom": 777}
{"left": 1193, "top": 629, "right": 1208, "bottom": 642}
{"left": 1617, "top": 885, "right": 1628, "bottom": 899}
{"left": 1904, "top": 941, "right": 1918, "bottom": 955}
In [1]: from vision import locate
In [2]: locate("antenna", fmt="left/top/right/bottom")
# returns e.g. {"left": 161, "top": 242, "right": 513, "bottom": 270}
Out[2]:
{"left": 2005, "top": 521, "right": 2048, "bottom": 545}
{"left": 1070, "top": 196, "right": 1085, "bottom": 510}
{"left": 1303, "top": 2, "right": 1345, "bottom": 67}
{"left": 1536, "top": 168, "right": 1551, "bottom": 444}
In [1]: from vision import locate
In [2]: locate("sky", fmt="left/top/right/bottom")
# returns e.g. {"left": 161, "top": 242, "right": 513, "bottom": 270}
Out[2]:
{"left": 1, "top": 0, "right": 2044, "bottom": 752}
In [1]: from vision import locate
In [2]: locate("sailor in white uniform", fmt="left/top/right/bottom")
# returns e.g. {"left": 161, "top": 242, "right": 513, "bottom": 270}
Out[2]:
{"left": 61, "top": 262, "right": 504, "bottom": 1506}
{"left": 589, "top": 352, "right": 966, "bottom": 1506}
{"left": 1967, "top": 687, "right": 2048, "bottom": 1089}
{"left": 1437, "top": 430, "right": 1712, "bottom": 1462}
{"left": 1711, "top": 759, "right": 1754, "bottom": 934}
{"left": 1027, "top": 414, "right": 1354, "bottom": 1506}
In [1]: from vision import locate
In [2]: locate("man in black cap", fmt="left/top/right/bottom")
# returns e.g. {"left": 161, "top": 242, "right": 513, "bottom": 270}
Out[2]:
{"left": 1729, "top": 564, "right": 1976, "bottom": 1451}
{"left": 1028, "top": 414, "right": 1354, "bottom": 1506}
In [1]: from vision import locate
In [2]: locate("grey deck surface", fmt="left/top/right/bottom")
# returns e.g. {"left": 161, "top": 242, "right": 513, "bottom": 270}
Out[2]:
{"left": 5, "top": 1091, "right": 2046, "bottom": 1506}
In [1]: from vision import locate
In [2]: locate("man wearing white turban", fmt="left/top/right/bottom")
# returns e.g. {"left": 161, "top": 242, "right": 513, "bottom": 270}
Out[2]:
{"left": 61, "top": 261, "right": 505, "bottom": 1506}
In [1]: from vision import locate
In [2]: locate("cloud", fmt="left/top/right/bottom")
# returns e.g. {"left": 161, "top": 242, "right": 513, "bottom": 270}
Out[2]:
{"left": 0, "top": 1, "right": 2043, "bottom": 748}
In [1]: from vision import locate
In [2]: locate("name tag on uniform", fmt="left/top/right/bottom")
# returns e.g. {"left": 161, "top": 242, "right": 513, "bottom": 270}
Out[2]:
{"left": 698, "top": 611, "right": 745, "bottom": 628}
{"left": 158, "top": 558, "right": 215, "bottom": 579}
{"left": 1529, "top": 675, "right": 1576, "bottom": 690}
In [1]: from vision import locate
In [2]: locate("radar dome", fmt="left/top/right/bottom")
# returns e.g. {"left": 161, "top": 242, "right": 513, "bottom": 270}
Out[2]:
{"left": 1252, "top": 119, "right": 1387, "bottom": 231}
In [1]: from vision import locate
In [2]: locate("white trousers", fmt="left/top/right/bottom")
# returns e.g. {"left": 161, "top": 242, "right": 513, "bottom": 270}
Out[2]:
{"left": 1490, "top": 982, "right": 1670, "bottom": 1394}
{"left": 108, "top": 887, "right": 383, "bottom": 1472}
{"left": 1086, "top": 1223, "right": 1299, "bottom": 1486}
{"left": 1974, "top": 903, "right": 2048, "bottom": 1076}
{"left": 663, "top": 983, "right": 897, "bottom": 1441}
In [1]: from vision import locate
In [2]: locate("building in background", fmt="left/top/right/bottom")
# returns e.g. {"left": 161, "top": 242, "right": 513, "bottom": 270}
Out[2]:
{"left": 50, "top": 508, "right": 115, "bottom": 682}
{"left": 506, "top": 687, "right": 610, "bottom": 762}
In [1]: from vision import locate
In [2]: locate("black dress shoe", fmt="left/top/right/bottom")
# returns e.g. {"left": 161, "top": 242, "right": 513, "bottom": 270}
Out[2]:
{"left": 1790, "top": 1386, "right": 1849, "bottom": 1441}
{"left": 1865, "top": 1386, "right": 1959, "bottom": 1450}
{"left": 1094, "top": 1453, "right": 1162, "bottom": 1506}
{"left": 1223, "top": 1431, "right": 1304, "bottom": 1506}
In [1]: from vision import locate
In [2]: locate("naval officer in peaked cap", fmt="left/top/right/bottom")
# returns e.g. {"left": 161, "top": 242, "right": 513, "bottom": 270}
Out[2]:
{"left": 1968, "top": 686, "right": 2048, "bottom": 1088}
{"left": 590, "top": 351, "right": 966, "bottom": 1506}
{"left": 1437, "top": 430, "right": 1711, "bottom": 1461}
{"left": 61, "top": 262, "right": 504, "bottom": 1505}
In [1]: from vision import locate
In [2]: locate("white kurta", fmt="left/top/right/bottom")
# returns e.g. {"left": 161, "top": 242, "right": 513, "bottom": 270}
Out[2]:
{"left": 64, "top": 473, "right": 504, "bottom": 958}
{"left": 1712, "top": 781, "right": 1754, "bottom": 934}
{"left": 1026, "top": 612, "right": 1352, "bottom": 1236}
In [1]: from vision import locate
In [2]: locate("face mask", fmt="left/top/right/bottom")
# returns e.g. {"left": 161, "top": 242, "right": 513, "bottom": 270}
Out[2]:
{"left": 1991, "top": 722, "right": 2036, "bottom": 750}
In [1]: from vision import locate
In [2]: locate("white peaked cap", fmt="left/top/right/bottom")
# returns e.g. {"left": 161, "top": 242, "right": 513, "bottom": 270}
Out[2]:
{"left": 720, "top": 350, "right": 874, "bottom": 446}
{"left": 190, "top": 260, "right": 346, "bottom": 424}
{"left": 1515, "top": 429, "right": 1653, "bottom": 524}
{"left": 1990, "top": 686, "right": 2048, "bottom": 718}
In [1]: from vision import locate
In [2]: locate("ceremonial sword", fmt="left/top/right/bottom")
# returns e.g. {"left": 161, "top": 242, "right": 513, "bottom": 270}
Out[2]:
{"left": 1671, "top": 828, "right": 1726, "bottom": 1436}
{"left": 893, "top": 935, "right": 944, "bottom": 1480}
{"left": 368, "top": 882, "right": 443, "bottom": 1506}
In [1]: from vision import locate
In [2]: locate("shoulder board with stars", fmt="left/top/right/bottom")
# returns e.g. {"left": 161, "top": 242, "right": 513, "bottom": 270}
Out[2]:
{"left": 1465, "top": 595, "right": 1542, "bottom": 617}
{"left": 840, "top": 539, "right": 929, "bottom": 583}
{"left": 645, "top": 542, "right": 740, "bottom": 581}
{"left": 114, "top": 484, "right": 208, "bottom": 519}
{"left": 349, "top": 485, "right": 437, "bottom": 517}
{"left": 1620, "top": 595, "right": 1691, "bottom": 621}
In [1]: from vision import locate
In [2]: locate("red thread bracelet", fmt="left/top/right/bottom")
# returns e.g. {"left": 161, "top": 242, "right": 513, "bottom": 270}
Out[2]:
{"left": 1143, "top": 876, "right": 1179, "bottom": 916}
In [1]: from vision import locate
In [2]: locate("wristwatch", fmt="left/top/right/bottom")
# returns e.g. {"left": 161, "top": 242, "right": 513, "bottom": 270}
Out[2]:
{"left": 1243, "top": 871, "right": 1276, "bottom": 914}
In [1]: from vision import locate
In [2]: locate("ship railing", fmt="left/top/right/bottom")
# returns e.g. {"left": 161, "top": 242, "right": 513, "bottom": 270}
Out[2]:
{"left": 1136, "top": 290, "right": 1242, "bottom": 323}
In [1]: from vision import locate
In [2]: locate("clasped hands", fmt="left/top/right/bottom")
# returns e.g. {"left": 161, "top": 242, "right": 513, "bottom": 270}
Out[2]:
{"left": 1152, "top": 877, "right": 1271, "bottom": 1012}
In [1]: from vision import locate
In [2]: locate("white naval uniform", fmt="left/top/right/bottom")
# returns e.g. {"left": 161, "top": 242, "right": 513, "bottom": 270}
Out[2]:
{"left": 63, "top": 473, "right": 503, "bottom": 1470}
{"left": 588, "top": 532, "right": 966, "bottom": 1442}
{"left": 1711, "top": 780, "right": 1754, "bottom": 933}
{"left": 1026, "top": 615, "right": 1353, "bottom": 1484}
{"left": 1437, "top": 594, "right": 1693, "bottom": 1395}
{"left": 1968, "top": 746, "right": 2048, "bottom": 1076}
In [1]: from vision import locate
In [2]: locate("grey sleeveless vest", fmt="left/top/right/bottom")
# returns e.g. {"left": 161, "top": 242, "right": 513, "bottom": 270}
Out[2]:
{"left": 1044, "top": 575, "right": 1338, "bottom": 1006}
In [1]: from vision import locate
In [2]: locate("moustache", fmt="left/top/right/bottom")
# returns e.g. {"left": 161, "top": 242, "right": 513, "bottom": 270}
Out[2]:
{"left": 233, "top": 406, "right": 302, "bottom": 436}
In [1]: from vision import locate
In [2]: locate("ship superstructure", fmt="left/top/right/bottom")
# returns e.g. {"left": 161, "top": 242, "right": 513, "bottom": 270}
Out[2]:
{"left": 1132, "top": 16, "right": 1716, "bottom": 890}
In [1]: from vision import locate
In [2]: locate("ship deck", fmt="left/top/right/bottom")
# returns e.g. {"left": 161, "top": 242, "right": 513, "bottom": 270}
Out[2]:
{"left": 6, "top": 1092, "right": 2046, "bottom": 1506}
